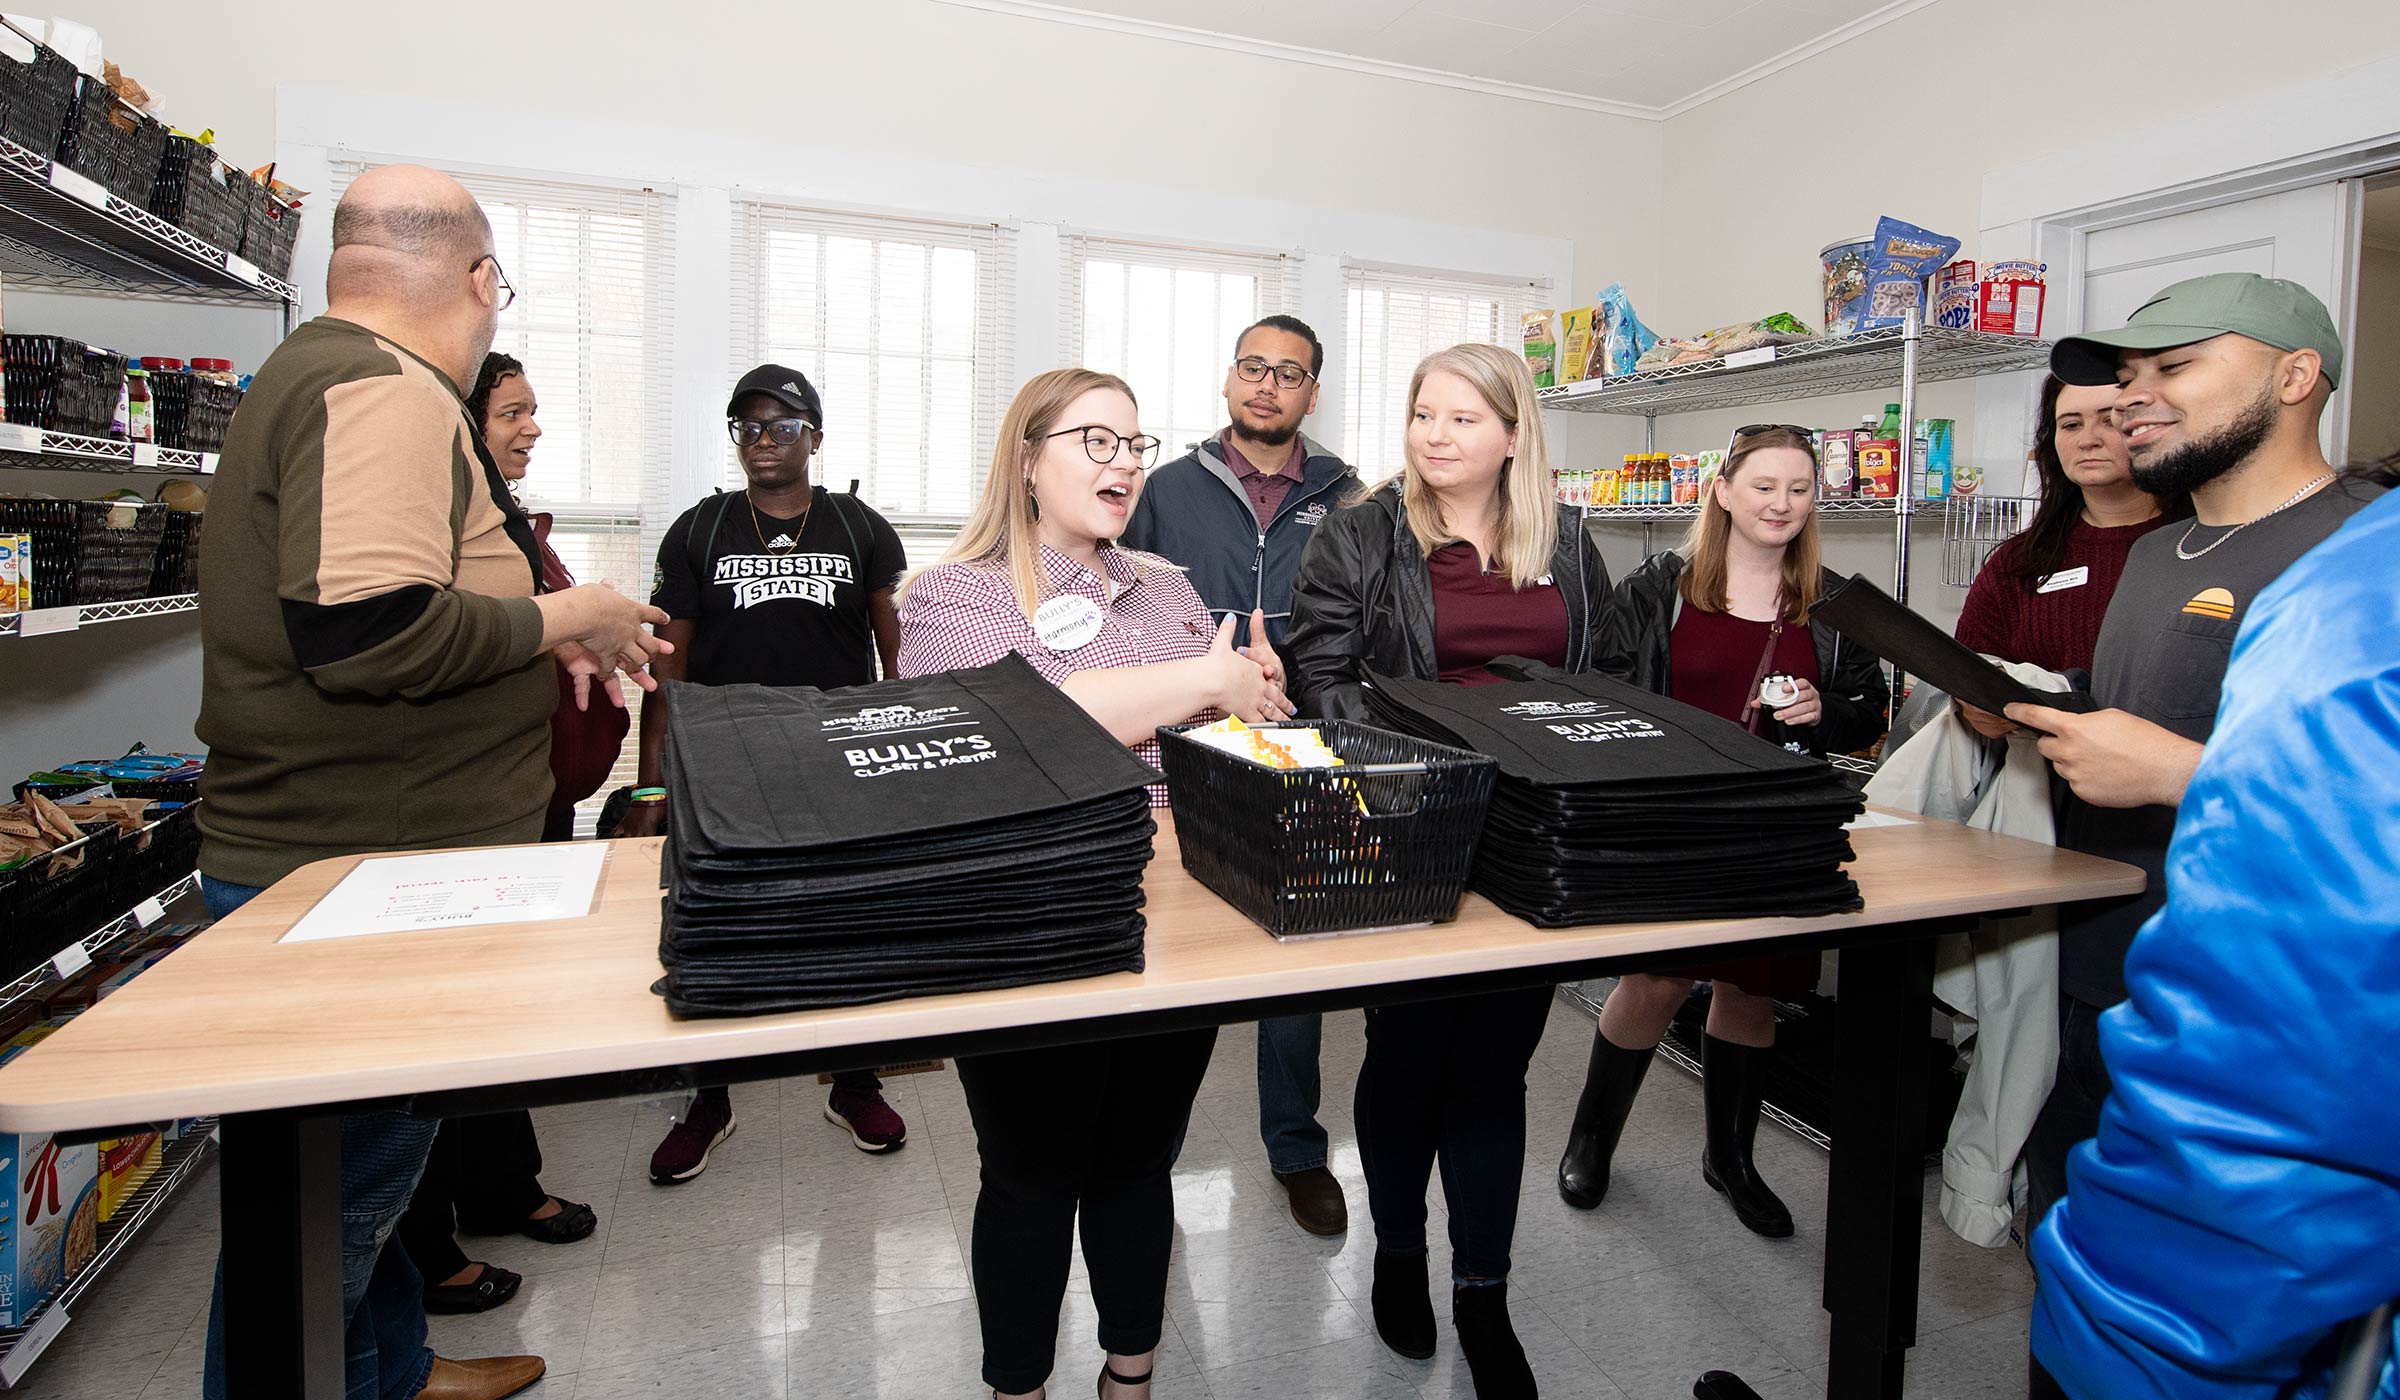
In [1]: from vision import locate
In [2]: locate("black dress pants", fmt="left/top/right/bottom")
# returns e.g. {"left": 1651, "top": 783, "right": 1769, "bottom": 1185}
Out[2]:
{"left": 1355, "top": 985, "right": 1554, "bottom": 1280}
{"left": 958, "top": 1027, "right": 1217, "bottom": 1394}
{"left": 395, "top": 1111, "right": 550, "bottom": 1282}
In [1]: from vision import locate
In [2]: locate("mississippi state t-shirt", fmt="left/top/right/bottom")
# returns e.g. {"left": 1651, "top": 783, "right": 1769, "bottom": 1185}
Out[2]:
{"left": 651, "top": 488, "right": 907, "bottom": 688}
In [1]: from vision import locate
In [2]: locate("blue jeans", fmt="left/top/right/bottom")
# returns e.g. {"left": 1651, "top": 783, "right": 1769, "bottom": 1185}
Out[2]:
{"left": 200, "top": 876, "right": 439, "bottom": 1400}
{"left": 1256, "top": 1013, "right": 1328, "bottom": 1174}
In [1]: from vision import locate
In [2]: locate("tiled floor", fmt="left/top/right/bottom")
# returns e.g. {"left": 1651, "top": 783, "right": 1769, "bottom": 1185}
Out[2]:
{"left": 15, "top": 996, "right": 2037, "bottom": 1399}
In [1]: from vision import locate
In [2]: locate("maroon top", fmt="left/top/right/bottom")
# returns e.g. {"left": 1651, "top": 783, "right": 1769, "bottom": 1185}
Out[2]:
{"left": 1427, "top": 541, "right": 1569, "bottom": 686}
{"left": 1668, "top": 604, "right": 1820, "bottom": 731}
{"left": 1954, "top": 516, "right": 2173, "bottom": 675}
{"left": 530, "top": 513, "right": 631, "bottom": 824}
{"left": 1219, "top": 428, "right": 1303, "bottom": 528}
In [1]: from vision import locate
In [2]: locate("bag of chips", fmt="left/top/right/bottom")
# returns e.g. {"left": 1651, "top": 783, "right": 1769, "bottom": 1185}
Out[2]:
{"left": 1856, "top": 216, "right": 1962, "bottom": 332}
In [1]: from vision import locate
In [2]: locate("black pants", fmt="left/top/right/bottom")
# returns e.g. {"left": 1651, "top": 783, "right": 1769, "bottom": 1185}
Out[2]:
{"left": 2025, "top": 994, "right": 2113, "bottom": 1400}
{"left": 395, "top": 1111, "right": 550, "bottom": 1282}
{"left": 958, "top": 1027, "right": 1216, "bottom": 1394}
{"left": 1355, "top": 985, "right": 1554, "bottom": 1281}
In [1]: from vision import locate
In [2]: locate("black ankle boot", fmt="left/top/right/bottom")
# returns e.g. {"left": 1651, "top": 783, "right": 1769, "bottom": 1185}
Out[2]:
{"left": 1700, "top": 1034, "right": 1794, "bottom": 1239}
{"left": 1557, "top": 1032, "right": 1654, "bottom": 1209}
{"left": 1371, "top": 1248, "right": 1436, "bottom": 1360}
{"left": 1452, "top": 1282, "right": 1538, "bottom": 1398}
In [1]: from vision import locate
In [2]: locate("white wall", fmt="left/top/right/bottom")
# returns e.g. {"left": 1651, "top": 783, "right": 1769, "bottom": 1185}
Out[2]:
{"left": 2351, "top": 245, "right": 2400, "bottom": 464}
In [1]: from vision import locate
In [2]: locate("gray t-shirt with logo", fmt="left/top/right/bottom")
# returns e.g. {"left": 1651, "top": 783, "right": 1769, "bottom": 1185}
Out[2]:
{"left": 2057, "top": 476, "right": 2385, "bottom": 1007}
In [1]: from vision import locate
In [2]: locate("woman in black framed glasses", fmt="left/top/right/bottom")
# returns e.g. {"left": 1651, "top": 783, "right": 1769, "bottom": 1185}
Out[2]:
{"left": 1556, "top": 424, "right": 1887, "bottom": 1239}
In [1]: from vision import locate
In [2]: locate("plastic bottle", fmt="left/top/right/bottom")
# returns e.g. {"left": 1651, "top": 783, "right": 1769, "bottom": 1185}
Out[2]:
{"left": 1877, "top": 403, "right": 1903, "bottom": 439}
{"left": 126, "top": 368, "right": 151, "bottom": 444}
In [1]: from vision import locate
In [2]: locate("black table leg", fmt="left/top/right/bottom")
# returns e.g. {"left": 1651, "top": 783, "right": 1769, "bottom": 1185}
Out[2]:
{"left": 220, "top": 1110, "right": 344, "bottom": 1398}
{"left": 1823, "top": 922, "right": 1949, "bottom": 1399}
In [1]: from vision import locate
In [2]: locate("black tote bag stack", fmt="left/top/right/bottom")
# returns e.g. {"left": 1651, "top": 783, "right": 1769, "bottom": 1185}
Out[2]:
{"left": 1361, "top": 661, "right": 1866, "bottom": 928}
{"left": 657, "top": 653, "right": 1164, "bottom": 1016}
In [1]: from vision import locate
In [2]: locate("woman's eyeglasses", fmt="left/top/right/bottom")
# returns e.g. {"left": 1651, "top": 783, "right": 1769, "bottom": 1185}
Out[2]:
{"left": 1234, "top": 358, "right": 1315, "bottom": 391}
{"left": 1039, "top": 425, "right": 1162, "bottom": 469}
{"left": 729, "top": 417, "right": 818, "bottom": 447}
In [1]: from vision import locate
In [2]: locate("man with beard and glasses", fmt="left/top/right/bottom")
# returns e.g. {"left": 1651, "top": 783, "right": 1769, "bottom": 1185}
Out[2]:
{"left": 1122, "top": 315, "right": 1361, "bottom": 1238}
{"left": 2002, "top": 273, "right": 2383, "bottom": 1399}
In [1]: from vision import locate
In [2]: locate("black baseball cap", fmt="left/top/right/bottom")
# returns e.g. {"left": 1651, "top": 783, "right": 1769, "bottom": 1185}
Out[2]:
{"left": 727, "top": 364, "right": 824, "bottom": 426}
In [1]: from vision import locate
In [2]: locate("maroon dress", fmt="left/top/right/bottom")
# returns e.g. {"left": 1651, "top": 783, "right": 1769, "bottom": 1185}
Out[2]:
{"left": 1661, "top": 604, "right": 1822, "bottom": 999}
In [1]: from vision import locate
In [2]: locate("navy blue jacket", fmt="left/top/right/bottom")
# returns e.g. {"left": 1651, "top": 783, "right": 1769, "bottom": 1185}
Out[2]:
{"left": 1121, "top": 432, "right": 1361, "bottom": 650}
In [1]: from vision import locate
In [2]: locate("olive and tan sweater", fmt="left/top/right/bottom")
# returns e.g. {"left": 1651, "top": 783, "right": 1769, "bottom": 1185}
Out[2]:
{"left": 197, "top": 317, "right": 553, "bottom": 888}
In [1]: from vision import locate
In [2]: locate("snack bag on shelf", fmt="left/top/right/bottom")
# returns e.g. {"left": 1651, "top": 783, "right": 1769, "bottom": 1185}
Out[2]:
{"left": 1596, "top": 283, "right": 1660, "bottom": 378}
{"left": 1556, "top": 308, "right": 1596, "bottom": 385}
{"left": 1856, "top": 217, "right": 1963, "bottom": 332}
{"left": 1522, "top": 310, "right": 1559, "bottom": 389}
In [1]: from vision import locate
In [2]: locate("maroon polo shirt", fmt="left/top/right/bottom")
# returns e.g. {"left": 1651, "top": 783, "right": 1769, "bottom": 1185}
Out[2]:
{"left": 1219, "top": 428, "right": 1305, "bottom": 528}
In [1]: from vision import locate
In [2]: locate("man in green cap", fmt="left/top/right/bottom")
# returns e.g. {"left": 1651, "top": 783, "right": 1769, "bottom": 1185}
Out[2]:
{"left": 2004, "top": 271, "right": 2385, "bottom": 1393}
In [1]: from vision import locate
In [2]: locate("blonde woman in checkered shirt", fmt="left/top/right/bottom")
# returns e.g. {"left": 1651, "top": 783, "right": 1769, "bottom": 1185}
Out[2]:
{"left": 895, "top": 367, "right": 1291, "bottom": 1400}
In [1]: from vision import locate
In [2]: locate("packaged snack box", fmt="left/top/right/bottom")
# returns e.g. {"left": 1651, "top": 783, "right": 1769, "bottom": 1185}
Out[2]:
{"left": 1522, "top": 310, "right": 1559, "bottom": 389}
{"left": 97, "top": 1132, "right": 161, "bottom": 1222}
{"left": 0, "top": 1132, "right": 100, "bottom": 1327}
{"left": 1978, "top": 261, "right": 2047, "bottom": 337}
{"left": 1819, "top": 431, "right": 1857, "bottom": 498}
{"left": 1856, "top": 439, "right": 1901, "bottom": 498}
{"left": 1557, "top": 308, "right": 1596, "bottom": 385}
{"left": 0, "top": 533, "right": 23, "bottom": 613}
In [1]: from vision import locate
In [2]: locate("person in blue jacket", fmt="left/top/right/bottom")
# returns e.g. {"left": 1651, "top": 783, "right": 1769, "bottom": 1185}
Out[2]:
{"left": 2028, "top": 466, "right": 2400, "bottom": 1400}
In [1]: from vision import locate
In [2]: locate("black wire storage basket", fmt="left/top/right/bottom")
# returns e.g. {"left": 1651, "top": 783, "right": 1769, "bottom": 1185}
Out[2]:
{"left": 3, "top": 332, "right": 79, "bottom": 430}
{"left": 70, "top": 498, "right": 165, "bottom": 603}
{"left": 0, "top": 822, "right": 121, "bottom": 980}
{"left": 149, "top": 136, "right": 253, "bottom": 252}
{"left": 149, "top": 372, "right": 240, "bottom": 451}
{"left": 147, "top": 510, "right": 201, "bottom": 595}
{"left": 1156, "top": 719, "right": 1499, "bottom": 938}
{"left": 0, "top": 496, "right": 78, "bottom": 609}
{"left": 57, "top": 346, "right": 127, "bottom": 438}
{"left": 52, "top": 74, "right": 165, "bottom": 207}
{"left": 240, "top": 194, "right": 299, "bottom": 279}
{"left": 0, "top": 23, "right": 77, "bottom": 156}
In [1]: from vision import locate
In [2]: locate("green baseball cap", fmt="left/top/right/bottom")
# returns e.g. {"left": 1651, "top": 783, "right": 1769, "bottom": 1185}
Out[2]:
{"left": 2050, "top": 271, "right": 2343, "bottom": 390}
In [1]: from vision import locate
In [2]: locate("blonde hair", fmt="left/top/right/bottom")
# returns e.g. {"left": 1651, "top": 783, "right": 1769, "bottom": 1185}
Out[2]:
{"left": 908, "top": 367, "right": 1140, "bottom": 618}
{"left": 1399, "top": 343, "right": 1559, "bottom": 590}
{"left": 1678, "top": 426, "right": 1823, "bottom": 624}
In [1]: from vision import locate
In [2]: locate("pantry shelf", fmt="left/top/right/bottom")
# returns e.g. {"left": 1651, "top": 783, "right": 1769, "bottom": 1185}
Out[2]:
{"left": 0, "top": 424, "right": 215, "bottom": 474}
{"left": 1579, "top": 496, "right": 1923, "bottom": 523}
{"left": 0, "top": 594, "right": 198, "bottom": 639}
{"left": 0, "top": 870, "right": 202, "bottom": 1016}
{"left": 0, "top": 134, "right": 296, "bottom": 310}
{"left": 1537, "top": 325, "right": 2054, "bottom": 416}
{"left": 0, "top": 1123, "right": 217, "bottom": 1385}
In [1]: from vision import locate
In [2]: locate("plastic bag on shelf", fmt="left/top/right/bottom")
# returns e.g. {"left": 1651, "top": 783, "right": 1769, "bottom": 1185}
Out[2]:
{"left": 1596, "top": 282, "right": 1659, "bottom": 378}
{"left": 1856, "top": 216, "right": 1962, "bottom": 333}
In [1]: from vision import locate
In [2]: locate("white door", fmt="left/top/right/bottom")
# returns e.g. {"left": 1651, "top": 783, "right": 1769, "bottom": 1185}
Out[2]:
{"left": 2078, "top": 182, "right": 2352, "bottom": 458}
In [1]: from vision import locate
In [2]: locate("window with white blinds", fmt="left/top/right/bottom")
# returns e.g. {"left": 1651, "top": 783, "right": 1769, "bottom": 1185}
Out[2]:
{"left": 1342, "top": 263, "right": 1548, "bottom": 483}
{"left": 329, "top": 160, "right": 677, "bottom": 831}
{"left": 1065, "top": 235, "right": 1302, "bottom": 462}
{"left": 728, "top": 201, "right": 1015, "bottom": 527}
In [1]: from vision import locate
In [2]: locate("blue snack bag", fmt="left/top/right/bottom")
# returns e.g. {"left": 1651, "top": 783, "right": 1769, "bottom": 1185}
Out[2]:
{"left": 1856, "top": 217, "right": 1961, "bottom": 332}
{"left": 1596, "top": 283, "right": 1660, "bottom": 378}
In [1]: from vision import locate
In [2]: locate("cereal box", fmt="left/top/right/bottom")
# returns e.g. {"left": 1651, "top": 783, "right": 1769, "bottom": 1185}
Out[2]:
{"left": 0, "top": 1133, "right": 100, "bottom": 1327}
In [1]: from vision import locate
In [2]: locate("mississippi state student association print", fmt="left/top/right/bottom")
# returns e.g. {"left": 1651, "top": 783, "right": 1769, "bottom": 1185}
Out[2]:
{"left": 713, "top": 551, "right": 857, "bottom": 609}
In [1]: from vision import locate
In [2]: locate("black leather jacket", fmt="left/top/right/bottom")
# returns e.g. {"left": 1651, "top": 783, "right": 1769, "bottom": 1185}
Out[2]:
{"left": 1286, "top": 482, "right": 1613, "bottom": 722}
{"left": 1596, "top": 550, "right": 1888, "bottom": 756}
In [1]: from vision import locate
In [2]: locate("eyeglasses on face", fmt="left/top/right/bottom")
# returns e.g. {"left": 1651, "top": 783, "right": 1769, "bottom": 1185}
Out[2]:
{"left": 728, "top": 417, "right": 818, "bottom": 447}
{"left": 1234, "top": 357, "right": 1314, "bottom": 391}
{"left": 1038, "top": 425, "right": 1162, "bottom": 469}
{"left": 471, "top": 254, "right": 516, "bottom": 311}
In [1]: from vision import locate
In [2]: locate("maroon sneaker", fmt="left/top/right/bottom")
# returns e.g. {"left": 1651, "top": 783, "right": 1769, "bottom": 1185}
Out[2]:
{"left": 824, "top": 1086, "right": 907, "bottom": 1153}
{"left": 648, "top": 1088, "right": 736, "bottom": 1184}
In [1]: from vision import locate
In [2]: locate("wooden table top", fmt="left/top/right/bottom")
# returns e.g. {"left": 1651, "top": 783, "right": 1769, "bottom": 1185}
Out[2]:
{"left": 0, "top": 813, "right": 2140, "bottom": 1132}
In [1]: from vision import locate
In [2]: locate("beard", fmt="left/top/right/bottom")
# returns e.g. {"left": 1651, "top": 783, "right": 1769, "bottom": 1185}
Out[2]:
{"left": 1234, "top": 418, "right": 1299, "bottom": 449}
{"left": 2130, "top": 383, "right": 2276, "bottom": 496}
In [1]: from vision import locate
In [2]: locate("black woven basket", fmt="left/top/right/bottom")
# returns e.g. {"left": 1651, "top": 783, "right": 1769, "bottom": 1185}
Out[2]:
{"left": 1156, "top": 719, "right": 1499, "bottom": 937}
{"left": 55, "top": 346, "right": 127, "bottom": 438}
{"left": 149, "top": 136, "right": 252, "bottom": 252}
{"left": 182, "top": 377, "right": 239, "bottom": 452}
{"left": 0, "top": 822, "right": 122, "bottom": 981}
{"left": 70, "top": 498, "right": 165, "bottom": 603}
{"left": 52, "top": 75, "right": 165, "bottom": 206}
{"left": 3, "top": 332, "right": 80, "bottom": 429}
{"left": 118, "top": 803, "right": 200, "bottom": 900}
{"left": 0, "top": 29, "right": 76, "bottom": 155}
{"left": 0, "top": 496, "right": 78, "bottom": 608}
{"left": 147, "top": 367, "right": 192, "bottom": 446}
{"left": 240, "top": 196, "right": 299, "bottom": 280}
{"left": 146, "top": 510, "right": 201, "bottom": 595}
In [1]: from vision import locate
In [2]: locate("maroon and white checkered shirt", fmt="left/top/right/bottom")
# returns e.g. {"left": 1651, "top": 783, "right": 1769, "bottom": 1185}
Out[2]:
{"left": 898, "top": 544, "right": 1217, "bottom": 806}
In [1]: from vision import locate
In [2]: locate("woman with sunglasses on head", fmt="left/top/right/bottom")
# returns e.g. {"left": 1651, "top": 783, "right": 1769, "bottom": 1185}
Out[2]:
{"left": 898, "top": 368, "right": 1289, "bottom": 1400}
{"left": 1556, "top": 425, "right": 1886, "bottom": 1239}
{"left": 1284, "top": 343, "right": 1612, "bottom": 1398}
{"left": 625, "top": 364, "right": 914, "bottom": 1183}
{"left": 1950, "top": 375, "right": 2188, "bottom": 738}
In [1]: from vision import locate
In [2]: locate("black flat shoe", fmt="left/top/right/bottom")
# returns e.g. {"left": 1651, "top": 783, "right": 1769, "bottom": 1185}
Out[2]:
{"left": 517, "top": 1197, "right": 597, "bottom": 1245}
{"left": 423, "top": 1262, "right": 521, "bottom": 1314}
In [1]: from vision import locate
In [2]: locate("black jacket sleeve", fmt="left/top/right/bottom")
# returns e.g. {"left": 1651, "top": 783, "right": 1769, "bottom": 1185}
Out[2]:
{"left": 1596, "top": 553, "right": 1677, "bottom": 689}
{"left": 1568, "top": 517, "right": 1615, "bottom": 672}
{"left": 1285, "top": 507, "right": 1376, "bottom": 723}
{"left": 1812, "top": 624, "right": 1890, "bottom": 755}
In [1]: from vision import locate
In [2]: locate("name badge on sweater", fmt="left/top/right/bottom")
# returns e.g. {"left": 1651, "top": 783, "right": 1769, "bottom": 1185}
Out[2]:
{"left": 1034, "top": 593, "right": 1106, "bottom": 652}
{"left": 2036, "top": 566, "right": 2089, "bottom": 595}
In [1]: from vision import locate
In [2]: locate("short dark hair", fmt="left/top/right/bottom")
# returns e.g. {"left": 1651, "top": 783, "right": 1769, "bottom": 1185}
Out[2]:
{"left": 1236, "top": 315, "right": 1323, "bottom": 378}
{"left": 466, "top": 352, "right": 526, "bottom": 426}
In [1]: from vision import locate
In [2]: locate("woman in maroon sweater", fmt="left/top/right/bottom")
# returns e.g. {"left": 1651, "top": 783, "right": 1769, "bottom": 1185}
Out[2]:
{"left": 1952, "top": 375, "right": 2186, "bottom": 735}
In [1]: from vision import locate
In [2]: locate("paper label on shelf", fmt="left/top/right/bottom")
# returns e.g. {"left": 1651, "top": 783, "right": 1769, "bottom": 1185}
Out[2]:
{"left": 0, "top": 1302, "right": 69, "bottom": 1383}
{"left": 130, "top": 442, "right": 159, "bottom": 468}
{"left": 223, "top": 252, "right": 263, "bottom": 285}
{"left": 197, "top": 452, "right": 218, "bottom": 475}
{"left": 45, "top": 163, "right": 107, "bottom": 209}
{"left": 282, "top": 843, "right": 610, "bottom": 943}
{"left": 19, "top": 606, "right": 79, "bottom": 636}
{"left": 50, "top": 941, "right": 91, "bottom": 979}
{"left": 1723, "top": 346, "right": 1779, "bottom": 368}
{"left": 133, "top": 896, "right": 167, "bottom": 928}
{"left": 0, "top": 422, "right": 42, "bottom": 455}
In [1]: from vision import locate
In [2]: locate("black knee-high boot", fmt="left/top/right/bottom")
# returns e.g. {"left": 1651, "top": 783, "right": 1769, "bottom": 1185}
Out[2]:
{"left": 1701, "top": 1034, "right": 1794, "bottom": 1238}
{"left": 1557, "top": 1032, "right": 1654, "bottom": 1209}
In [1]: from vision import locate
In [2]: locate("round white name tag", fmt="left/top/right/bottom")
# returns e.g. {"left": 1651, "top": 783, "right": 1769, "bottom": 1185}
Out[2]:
{"left": 1034, "top": 593, "right": 1106, "bottom": 652}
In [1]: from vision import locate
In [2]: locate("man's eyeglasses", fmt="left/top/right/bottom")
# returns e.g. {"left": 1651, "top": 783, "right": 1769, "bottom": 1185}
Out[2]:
{"left": 729, "top": 417, "right": 818, "bottom": 447}
{"left": 1234, "top": 357, "right": 1314, "bottom": 391}
{"left": 1039, "top": 425, "right": 1161, "bottom": 469}
{"left": 472, "top": 254, "right": 516, "bottom": 312}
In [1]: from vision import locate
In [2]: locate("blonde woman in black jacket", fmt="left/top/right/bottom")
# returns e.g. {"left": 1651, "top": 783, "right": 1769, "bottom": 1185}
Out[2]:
{"left": 1286, "top": 343, "right": 1609, "bottom": 1400}
{"left": 1556, "top": 426, "right": 1887, "bottom": 1240}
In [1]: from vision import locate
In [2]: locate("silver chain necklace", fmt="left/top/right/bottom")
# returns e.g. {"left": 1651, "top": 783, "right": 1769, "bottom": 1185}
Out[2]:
{"left": 2175, "top": 472, "right": 2335, "bottom": 561}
